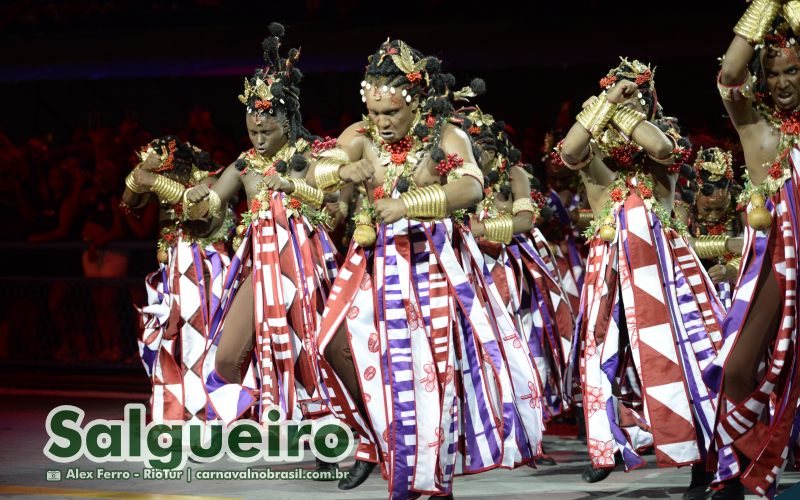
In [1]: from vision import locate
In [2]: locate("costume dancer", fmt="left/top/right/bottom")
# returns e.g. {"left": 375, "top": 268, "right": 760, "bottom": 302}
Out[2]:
{"left": 122, "top": 137, "right": 232, "bottom": 423}
{"left": 678, "top": 147, "right": 744, "bottom": 309}
{"left": 311, "top": 39, "right": 544, "bottom": 499}
{"left": 559, "top": 58, "right": 725, "bottom": 499}
{"left": 709, "top": 2, "right": 800, "bottom": 497}
{"left": 183, "top": 23, "right": 340, "bottom": 474}
{"left": 461, "top": 106, "right": 573, "bottom": 423}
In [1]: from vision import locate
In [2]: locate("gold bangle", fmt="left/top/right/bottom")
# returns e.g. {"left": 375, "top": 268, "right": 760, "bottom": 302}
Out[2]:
{"left": 401, "top": 184, "right": 447, "bottom": 221}
{"left": 512, "top": 198, "right": 535, "bottom": 216}
{"left": 314, "top": 148, "right": 350, "bottom": 192}
{"left": 125, "top": 171, "right": 148, "bottom": 194}
{"left": 611, "top": 106, "right": 647, "bottom": 138}
{"left": 717, "top": 71, "right": 755, "bottom": 102}
{"left": 693, "top": 235, "right": 729, "bottom": 259}
{"left": 734, "top": 0, "right": 780, "bottom": 44}
{"left": 576, "top": 94, "right": 618, "bottom": 139}
{"left": 289, "top": 178, "right": 325, "bottom": 209}
{"left": 151, "top": 175, "right": 185, "bottom": 205}
{"left": 577, "top": 208, "right": 594, "bottom": 226}
{"left": 450, "top": 163, "right": 485, "bottom": 187}
{"left": 726, "top": 256, "right": 742, "bottom": 275}
{"left": 483, "top": 214, "right": 513, "bottom": 244}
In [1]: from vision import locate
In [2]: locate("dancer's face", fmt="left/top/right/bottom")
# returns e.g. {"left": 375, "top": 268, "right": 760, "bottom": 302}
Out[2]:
{"left": 764, "top": 47, "right": 800, "bottom": 111}
{"left": 246, "top": 112, "right": 287, "bottom": 157}
{"left": 364, "top": 84, "right": 419, "bottom": 144}
{"left": 696, "top": 188, "right": 730, "bottom": 224}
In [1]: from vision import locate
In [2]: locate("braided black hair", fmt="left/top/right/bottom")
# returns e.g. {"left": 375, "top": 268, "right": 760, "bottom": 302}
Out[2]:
{"left": 243, "top": 23, "right": 315, "bottom": 144}
{"left": 147, "top": 136, "right": 220, "bottom": 183}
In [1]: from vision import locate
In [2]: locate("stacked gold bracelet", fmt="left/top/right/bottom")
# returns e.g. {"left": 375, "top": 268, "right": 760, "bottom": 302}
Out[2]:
{"left": 314, "top": 148, "right": 350, "bottom": 192}
{"left": 400, "top": 184, "right": 447, "bottom": 221}
{"left": 717, "top": 71, "right": 755, "bottom": 102}
{"left": 576, "top": 94, "right": 618, "bottom": 139}
{"left": 611, "top": 106, "right": 647, "bottom": 138}
{"left": 289, "top": 178, "right": 325, "bottom": 209}
{"left": 726, "top": 256, "right": 742, "bottom": 276}
{"left": 576, "top": 209, "right": 593, "bottom": 228}
{"left": 125, "top": 171, "right": 148, "bottom": 194}
{"left": 734, "top": 0, "right": 780, "bottom": 44}
{"left": 693, "top": 235, "right": 729, "bottom": 259}
{"left": 151, "top": 174, "right": 185, "bottom": 205}
{"left": 483, "top": 214, "right": 514, "bottom": 244}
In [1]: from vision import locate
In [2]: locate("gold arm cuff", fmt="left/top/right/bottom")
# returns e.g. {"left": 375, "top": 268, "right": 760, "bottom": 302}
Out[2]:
{"left": 576, "top": 94, "right": 618, "bottom": 139}
{"left": 401, "top": 184, "right": 447, "bottom": 221}
{"left": 577, "top": 208, "right": 594, "bottom": 226}
{"left": 726, "top": 256, "right": 742, "bottom": 275}
{"left": 483, "top": 214, "right": 514, "bottom": 244}
{"left": 611, "top": 106, "right": 647, "bottom": 138}
{"left": 289, "top": 178, "right": 325, "bottom": 209}
{"left": 717, "top": 71, "right": 755, "bottom": 102}
{"left": 512, "top": 198, "right": 535, "bottom": 215}
{"left": 693, "top": 235, "right": 729, "bottom": 259}
{"left": 151, "top": 175, "right": 185, "bottom": 205}
{"left": 314, "top": 148, "right": 350, "bottom": 192}
{"left": 734, "top": 0, "right": 780, "bottom": 44}
{"left": 125, "top": 171, "right": 148, "bottom": 194}
{"left": 450, "top": 163, "right": 484, "bottom": 186}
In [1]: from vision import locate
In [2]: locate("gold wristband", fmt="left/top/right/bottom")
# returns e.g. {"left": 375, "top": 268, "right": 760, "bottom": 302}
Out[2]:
{"left": 289, "top": 178, "right": 325, "bottom": 209}
{"left": 151, "top": 175, "right": 185, "bottom": 205}
{"left": 400, "top": 184, "right": 447, "bottom": 221}
{"left": 483, "top": 214, "right": 514, "bottom": 244}
{"left": 784, "top": 1, "right": 800, "bottom": 36}
{"left": 125, "top": 171, "right": 148, "bottom": 194}
{"left": 314, "top": 148, "right": 350, "bottom": 192}
{"left": 577, "top": 208, "right": 594, "bottom": 227}
{"left": 734, "top": 0, "right": 780, "bottom": 44}
{"left": 611, "top": 106, "right": 647, "bottom": 138}
{"left": 512, "top": 198, "right": 535, "bottom": 216}
{"left": 726, "top": 256, "right": 742, "bottom": 275}
{"left": 207, "top": 190, "right": 222, "bottom": 218}
{"left": 717, "top": 71, "right": 755, "bottom": 102}
{"left": 693, "top": 235, "right": 729, "bottom": 259}
{"left": 576, "top": 94, "right": 618, "bottom": 139}
{"left": 450, "top": 163, "right": 485, "bottom": 187}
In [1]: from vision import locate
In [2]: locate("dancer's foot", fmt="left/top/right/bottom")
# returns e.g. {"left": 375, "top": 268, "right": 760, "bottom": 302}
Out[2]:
{"left": 682, "top": 463, "right": 712, "bottom": 500}
{"left": 312, "top": 458, "right": 339, "bottom": 481}
{"left": 337, "top": 459, "right": 376, "bottom": 490}
{"left": 709, "top": 478, "right": 744, "bottom": 500}
{"left": 581, "top": 464, "right": 613, "bottom": 483}
{"left": 535, "top": 454, "right": 557, "bottom": 466}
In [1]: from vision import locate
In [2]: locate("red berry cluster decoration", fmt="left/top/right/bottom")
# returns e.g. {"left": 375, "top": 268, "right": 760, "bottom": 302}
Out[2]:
{"left": 254, "top": 100, "right": 272, "bottom": 110}
{"left": 599, "top": 75, "right": 617, "bottom": 89}
{"left": 708, "top": 223, "right": 727, "bottom": 236}
{"left": 312, "top": 136, "right": 338, "bottom": 155}
{"left": 373, "top": 186, "right": 386, "bottom": 200}
{"left": 386, "top": 136, "right": 413, "bottom": 165}
{"left": 468, "top": 126, "right": 481, "bottom": 135}
{"left": 635, "top": 70, "right": 652, "bottom": 86}
{"left": 426, "top": 115, "right": 436, "bottom": 128}
{"left": 610, "top": 188, "right": 624, "bottom": 203}
{"left": 289, "top": 198, "right": 302, "bottom": 209}
{"left": 250, "top": 199, "right": 263, "bottom": 212}
{"left": 609, "top": 144, "right": 639, "bottom": 168}
{"left": 153, "top": 140, "right": 177, "bottom": 173}
{"left": 638, "top": 185, "right": 653, "bottom": 198}
{"left": 436, "top": 153, "right": 464, "bottom": 176}
{"left": 769, "top": 160, "right": 784, "bottom": 179}
{"left": 781, "top": 118, "right": 800, "bottom": 136}
{"left": 406, "top": 72, "right": 423, "bottom": 84}
{"left": 530, "top": 190, "right": 548, "bottom": 209}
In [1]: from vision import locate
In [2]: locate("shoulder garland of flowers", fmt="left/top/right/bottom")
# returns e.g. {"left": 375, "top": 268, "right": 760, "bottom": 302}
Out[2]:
{"left": 582, "top": 171, "right": 687, "bottom": 239}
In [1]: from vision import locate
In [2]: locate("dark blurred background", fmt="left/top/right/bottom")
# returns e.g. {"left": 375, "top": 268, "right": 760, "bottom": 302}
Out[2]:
{"left": 0, "top": 0, "right": 743, "bottom": 389}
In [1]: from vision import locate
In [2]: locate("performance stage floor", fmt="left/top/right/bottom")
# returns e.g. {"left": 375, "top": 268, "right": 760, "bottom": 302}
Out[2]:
{"left": 2, "top": 393, "right": 797, "bottom": 499}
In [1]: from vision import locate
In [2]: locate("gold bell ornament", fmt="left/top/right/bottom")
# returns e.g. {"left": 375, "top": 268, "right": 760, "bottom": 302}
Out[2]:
{"left": 354, "top": 211, "right": 377, "bottom": 248}
{"left": 599, "top": 215, "right": 616, "bottom": 242}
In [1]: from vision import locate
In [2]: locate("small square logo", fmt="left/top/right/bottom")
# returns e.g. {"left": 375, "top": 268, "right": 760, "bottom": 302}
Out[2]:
{"left": 46, "top": 470, "right": 61, "bottom": 482}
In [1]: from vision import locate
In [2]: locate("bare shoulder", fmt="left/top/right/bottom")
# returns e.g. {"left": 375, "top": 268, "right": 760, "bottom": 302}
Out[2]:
{"left": 440, "top": 123, "right": 471, "bottom": 149}
{"left": 337, "top": 121, "right": 370, "bottom": 160}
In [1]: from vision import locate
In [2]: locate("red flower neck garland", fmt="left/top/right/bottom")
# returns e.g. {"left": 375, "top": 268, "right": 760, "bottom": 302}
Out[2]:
{"left": 436, "top": 153, "right": 464, "bottom": 176}
{"left": 386, "top": 136, "right": 414, "bottom": 165}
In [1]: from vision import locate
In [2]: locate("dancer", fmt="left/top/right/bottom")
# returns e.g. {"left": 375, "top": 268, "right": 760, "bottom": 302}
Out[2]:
{"left": 312, "top": 39, "right": 544, "bottom": 499}
{"left": 122, "top": 136, "right": 232, "bottom": 423}
{"left": 710, "top": 2, "right": 800, "bottom": 497}
{"left": 183, "top": 23, "right": 340, "bottom": 475}
{"left": 559, "top": 58, "right": 725, "bottom": 499}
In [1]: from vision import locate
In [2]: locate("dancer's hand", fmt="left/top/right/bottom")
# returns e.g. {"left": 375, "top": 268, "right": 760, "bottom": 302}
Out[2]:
{"left": 141, "top": 152, "right": 162, "bottom": 171}
{"left": 339, "top": 159, "right": 375, "bottom": 183}
{"left": 707, "top": 264, "right": 729, "bottom": 284}
{"left": 262, "top": 173, "right": 287, "bottom": 192}
{"left": 185, "top": 184, "right": 210, "bottom": 203}
{"left": 606, "top": 80, "right": 638, "bottom": 105}
{"left": 374, "top": 198, "right": 407, "bottom": 224}
{"left": 471, "top": 217, "right": 486, "bottom": 238}
{"left": 132, "top": 168, "right": 157, "bottom": 189}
